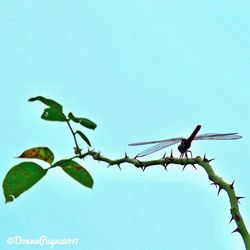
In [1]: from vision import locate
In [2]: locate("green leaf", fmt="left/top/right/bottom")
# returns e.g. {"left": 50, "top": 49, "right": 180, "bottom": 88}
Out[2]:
{"left": 17, "top": 147, "right": 54, "bottom": 164}
{"left": 2, "top": 162, "right": 47, "bottom": 203}
{"left": 41, "top": 108, "right": 67, "bottom": 122}
{"left": 68, "top": 112, "right": 97, "bottom": 130}
{"left": 28, "top": 96, "right": 63, "bottom": 110}
{"left": 75, "top": 131, "right": 91, "bottom": 147}
{"left": 57, "top": 159, "right": 93, "bottom": 188}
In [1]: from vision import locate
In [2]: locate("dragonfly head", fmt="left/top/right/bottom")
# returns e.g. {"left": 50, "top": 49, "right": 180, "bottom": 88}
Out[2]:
{"left": 178, "top": 139, "right": 189, "bottom": 153}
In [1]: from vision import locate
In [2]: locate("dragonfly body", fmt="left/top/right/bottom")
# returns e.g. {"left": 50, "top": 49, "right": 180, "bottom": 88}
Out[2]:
{"left": 129, "top": 125, "right": 242, "bottom": 158}
{"left": 177, "top": 125, "right": 201, "bottom": 157}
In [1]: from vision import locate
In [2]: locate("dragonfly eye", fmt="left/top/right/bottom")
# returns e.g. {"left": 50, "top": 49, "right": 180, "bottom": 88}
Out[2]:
{"left": 178, "top": 144, "right": 185, "bottom": 153}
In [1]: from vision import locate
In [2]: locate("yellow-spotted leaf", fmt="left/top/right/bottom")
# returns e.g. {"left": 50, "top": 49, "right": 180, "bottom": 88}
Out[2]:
{"left": 2, "top": 162, "right": 47, "bottom": 203}
{"left": 57, "top": 159, "right": 93, "bottom": 188}
{"left": 17, "top": 147, "right": 54, "bottom": 164}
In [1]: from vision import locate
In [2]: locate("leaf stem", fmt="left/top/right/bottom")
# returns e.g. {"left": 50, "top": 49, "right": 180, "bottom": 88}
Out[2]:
{"left": 66, "top": 120, "right": 82, "bottom": 157}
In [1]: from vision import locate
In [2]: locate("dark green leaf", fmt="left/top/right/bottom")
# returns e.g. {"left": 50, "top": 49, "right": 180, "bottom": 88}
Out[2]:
{"left": 75, "top": 131, "right": 91, "bottom": 147}
{"left": 2, "top": 162, "right": 47, "bottom": 203}
{"left": 28, "top": 96, "right": 63, "bottom": 110}
{"left": 79, "top": 118, "right": 97, "bottom": 130}
{"left": 68, "top": 112, "right": 97, "bottom": 130}
{"left": 68, "top": 112, "right": 79, "bottom": 122}
{"left": 17, "top": 147, "right": 54, "bottom": 164}
{"left": 41, "top": 108, "right": 67, "bottom": 122}
{"left": 57, "top": 159, "right": 93, "bottom": 188}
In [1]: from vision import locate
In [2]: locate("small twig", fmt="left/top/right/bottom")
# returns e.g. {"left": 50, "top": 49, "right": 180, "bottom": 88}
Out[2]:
{"left": 66, "top": 120, "right": 82, "bottom": 157}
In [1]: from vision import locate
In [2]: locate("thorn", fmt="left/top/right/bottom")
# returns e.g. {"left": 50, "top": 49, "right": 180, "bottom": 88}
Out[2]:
{"left": 162, "top": 152, "right": 166, "bottom": 159}
{"left": 124, "top": 152, "right": 128, "bottom": 158}
{"left": 136, "top": 159, "right": 144, "bottom": 170}
{"left": 203, "top": 154, "right": 215, "bottom": 163}
{"left": 191, "top": 164, "right": 197, "bottom": 170}
{"left": 236, "top": 196, "right": 245, "bottom": 204}
{"left": 107, "top": 164, "right": 111, "bottom": 168}
{"left": 136, "top": 159, "right": 147, "bottom": 171}
{"left": 203, "top": 154, "right": 206, "bottom": 161}
{"left": 208, "top": 158, "right": 215, "bottom": 163}
{"left": 137, "top": 159, "right": 142, "bottom": 164}
{"left": 210, "top": 182, "right": 219, "bottom": 189}
{"left": 96, "top": 151, "right": 101, "bottom": 161}
{"left": 230, "top": 181, "right": 235, "bottom": 189}
{"left": 217, "top": 186, "right": 223, "bottom": 196}
{"left": 87, "top": 147, "right": 95, "bottom": 153}
{"left": 229, "top": 216, "right": 234, "bottom": 224}
{"left": 231, "top": 212, "right": 241, "bottom": 222}
{"left": 117, "top": 164, "right": 121, "bottom": 170}
{"left": 182, "top": 164, "right": 197, "bottom": 171}
{"left": 163, "top": 157, "right": 169, "bottom": 171}
{"left": 163, "top": 163, "right": 169, "bottom": 171}
{"left": 170, "top": 150, "right": 173, "bottom": 158}
{"left": 134, "top": 154, "right": 139, "bottom": 159}
{"left": 231, "top": 227, "right": 240, "bottom": 234}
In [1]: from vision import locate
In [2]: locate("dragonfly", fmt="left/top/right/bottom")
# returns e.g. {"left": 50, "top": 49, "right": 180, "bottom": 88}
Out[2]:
{"left": 128, "top": 125, "right": 242, "bottom": 158}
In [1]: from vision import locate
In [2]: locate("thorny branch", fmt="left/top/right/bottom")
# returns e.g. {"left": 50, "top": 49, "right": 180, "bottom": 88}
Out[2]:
{"left": 64, "top": 117, "right": 250, "bottom": 249}
{"left": 66, "top": 149, "right": 250, "bottom": 249}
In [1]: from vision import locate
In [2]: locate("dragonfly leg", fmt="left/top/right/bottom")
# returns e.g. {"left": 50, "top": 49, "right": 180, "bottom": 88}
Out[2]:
{"left": 187, "top": 150, "right": 193, "bottom": 158}
{"left": 185, "top": 152, "right": 188, "bottom": 158}
{"left": 180, "top": 153, "right": 184, "bottom": 159}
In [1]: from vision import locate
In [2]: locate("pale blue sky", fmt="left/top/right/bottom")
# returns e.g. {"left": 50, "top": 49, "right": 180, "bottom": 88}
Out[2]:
{"left": 1, "top": 1, "right": 250, "bottom": 249}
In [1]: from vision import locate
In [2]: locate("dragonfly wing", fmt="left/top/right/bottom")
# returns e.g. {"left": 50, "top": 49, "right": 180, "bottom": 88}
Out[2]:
{"left": 129, "top": 137, "right": 184, "bottom": 146}
{"left": 136, "top": 140, "right": 181, "bottom": 157}
{"left": 194, "top": 133, "right": 242, "bottom": 140}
